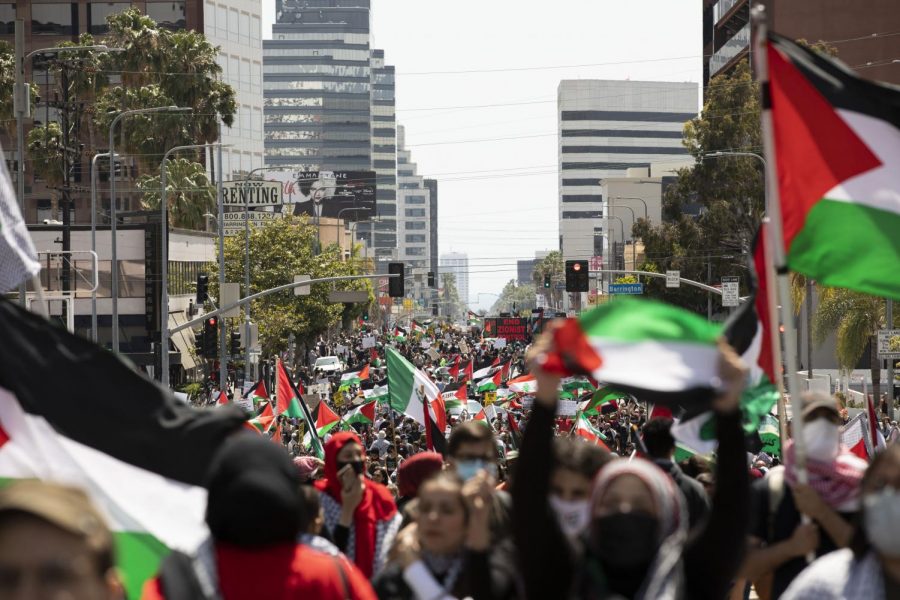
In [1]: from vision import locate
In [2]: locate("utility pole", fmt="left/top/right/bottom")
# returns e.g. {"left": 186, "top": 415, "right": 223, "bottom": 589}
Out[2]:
{"left": 13, "top": 20, "right": 28, "bottom": 306}
{"left": 707, "top": 258, "right": 712, "bottom": 321}
{"left": 216, "top": 127, "right": 227, "bottom": 392}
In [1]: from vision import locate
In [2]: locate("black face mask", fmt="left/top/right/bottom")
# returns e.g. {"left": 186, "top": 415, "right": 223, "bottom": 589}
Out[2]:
{"left": 590, "top": 512, "right": 659, "bottom": 570}
{"left": 337, "top": 460, "right": 365, "bottom": 475}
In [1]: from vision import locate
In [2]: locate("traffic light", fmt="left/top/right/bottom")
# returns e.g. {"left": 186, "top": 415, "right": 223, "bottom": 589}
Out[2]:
{"left": 196, "top": 273, "right": 209, "bottom": 304}
{"left": 543, "top": 274, "right": 551, "bottom": 289}
{"left": 432, "top": 303, "right": 438, "bottom": 316}
{"left": 194, "top": 334, "right": 205, "bottom": 358}
{"left": 427, "top": 271, "right": 435, "bottom": 287}
{"left": 388, "top": 262, "right": 404, "bottom": 297}
{"left": 565, "top": 260, "right": 589, "bottom": 292}
{"left": 362, "top": 310, "right": 369, "bottom": 322}
{"left": 203, "top": 316, "right": 218, "bottom": 356}
{"left": 230, "top": 330, "right": 241, "bottom": 357}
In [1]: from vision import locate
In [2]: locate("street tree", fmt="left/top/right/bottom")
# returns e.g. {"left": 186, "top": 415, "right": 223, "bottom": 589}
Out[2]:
{"left": 531, "top": 251, "right": 564, "bottom": 309}
{"left": 137, "top": 158, "right": 214, "bottom": 230}
{"left": 25, "top": 122, "right": 64, "bottom": 217}
{"left": 491, "top": 280, "right": 536, "bottom": 315}
{"left": 208, "top": 215, "right": 373, "bottom": 357}
{"left": 439, "top": 272, "right": 464, "bottom": 322}
{"left": 813, "top": 289, "right": 896, "bottom": 402}
{"left": 0, "top": 41, "right": 38, "bottom": 134}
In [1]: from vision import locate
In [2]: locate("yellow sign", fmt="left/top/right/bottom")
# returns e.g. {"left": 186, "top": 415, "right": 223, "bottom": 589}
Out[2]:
{"left": 332, "top": 392, "right": 344, "bottom": 408}
{"left": 403, "top": 298, "right": 413, "bottom": 309}
{"left": 483, "top": 391, "right": 496, "bottom": 406}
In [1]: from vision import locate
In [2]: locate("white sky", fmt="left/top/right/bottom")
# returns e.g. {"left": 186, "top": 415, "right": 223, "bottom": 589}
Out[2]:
{"left": 262, "top": 0, "right": 702, "bottom": 310}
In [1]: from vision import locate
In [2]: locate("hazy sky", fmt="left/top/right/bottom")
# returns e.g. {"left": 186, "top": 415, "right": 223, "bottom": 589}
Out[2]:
{"left": 262, "top": 0, "right": 702, "bottom": 310}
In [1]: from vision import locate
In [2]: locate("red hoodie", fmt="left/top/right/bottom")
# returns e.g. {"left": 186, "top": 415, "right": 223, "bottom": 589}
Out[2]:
{"left": 141, "top": 542, "right": 376, "bottom": 600}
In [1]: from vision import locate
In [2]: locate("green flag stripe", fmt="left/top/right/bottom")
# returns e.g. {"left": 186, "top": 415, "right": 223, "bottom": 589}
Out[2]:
{"left": 577, "top": 297, "right": 722, "bottom": 344}
{"left": 387, "top": 347, "right": 415, "bottom": 413}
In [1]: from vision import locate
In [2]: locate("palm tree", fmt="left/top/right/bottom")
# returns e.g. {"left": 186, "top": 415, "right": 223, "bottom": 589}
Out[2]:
{"left": 812, "top": 289, "right": 887, "bottom": 401}
{"left": 532, "top": 251, "right": 564, "bottom": 309}
{"left": 137, "top": 158, "right": 214, "bottom": 230}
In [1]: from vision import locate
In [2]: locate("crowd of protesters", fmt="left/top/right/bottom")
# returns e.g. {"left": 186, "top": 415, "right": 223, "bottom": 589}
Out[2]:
{"left": 0, "top": 318, "right": 897, "bottom": 600}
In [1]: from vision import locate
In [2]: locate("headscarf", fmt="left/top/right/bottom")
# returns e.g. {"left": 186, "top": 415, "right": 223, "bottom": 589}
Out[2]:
{"left": 783, "top": 439, "right": 866, "bottom": 510}
{"left": 314, "top": 431, "right": 397, "bottom": 577}
{"left": 205, "top": 433, "right": 301, "bottom": 546}
{"left": 397, "top": 452, "right": 444, "bottom": 498}
{"left": 588, "top": 458, "right": 688, "bottom": 600}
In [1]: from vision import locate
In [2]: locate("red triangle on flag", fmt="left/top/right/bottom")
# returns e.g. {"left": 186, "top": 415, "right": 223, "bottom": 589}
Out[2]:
{"left": 275, "top": 360, "right": 297, "bottom": 415}
{"left": 316, "top": 402, "right": 340, "bottom": 430}
{"left": 358, "top": 364, "right": 370, "bottom": 381}
{"left": 216, "top": 391, "right": 228, "bottom": 405}
{"left": 455, "top": 384, "right": 468, "bottom": 401}
{"left": 360, "top": 401, "right": 376, "bottom": 423}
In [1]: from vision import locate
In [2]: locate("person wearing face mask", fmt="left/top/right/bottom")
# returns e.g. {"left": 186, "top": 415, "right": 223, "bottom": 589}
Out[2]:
{"left": 373, "top": 472, "right": 516, "bottom": 600}
{"left": 446, "top": 422, "right": 513, "bottom": 541}
{"left": 315, "top": 431, "right": 403, "bottom": 578}
{"left": 780, "top": 443, "right": 900, "bottom": 599}
{"left": 741, "top": 393, "right": 867, "bottom": 599}
{"left": 515, "top": 325, "right": 750, "bottom": 600}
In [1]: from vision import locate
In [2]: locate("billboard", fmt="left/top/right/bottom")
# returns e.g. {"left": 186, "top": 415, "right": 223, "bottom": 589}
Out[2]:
{"left": 267, "top": 170, "right": 376, "bottom": 221}
{"left": 495, "top": 317, "right": 529, "bottom": 342}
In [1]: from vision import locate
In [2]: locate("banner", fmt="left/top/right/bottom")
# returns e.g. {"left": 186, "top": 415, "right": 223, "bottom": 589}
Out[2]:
{"left": 267, "top": 170, "right": 376, "bottom": 220}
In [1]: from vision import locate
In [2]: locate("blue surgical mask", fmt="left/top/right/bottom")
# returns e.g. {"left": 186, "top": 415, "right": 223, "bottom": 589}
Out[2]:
{"left": 456, "top": 459, "right": 497, "bottom": 481}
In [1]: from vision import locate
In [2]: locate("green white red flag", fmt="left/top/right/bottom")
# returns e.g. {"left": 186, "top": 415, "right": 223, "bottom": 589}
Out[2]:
{"left": 243, "top": 379, "right": 269, "bottom": 405}
{"left": 247, "top": 402, "right": 275, "bottom": 433}
{"left": 507, "top": 374, "right": 537, "bottom": 394}
{"left": 766, "top": 33, "right": 900, "bottom": 299}
{"left": 386, "top": 346, "right": 441, "bottom": 427}
{"left": 315, "top": 402, "right": 341, "bottom": 437}
{"left": 572, "top": 412, "right": 610, "bottom": 450}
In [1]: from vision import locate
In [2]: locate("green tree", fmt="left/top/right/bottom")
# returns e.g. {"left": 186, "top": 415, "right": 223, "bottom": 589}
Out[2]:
{"left": 813, "top": 290, "right": 897, "bottom": 401}
{"left": 209, "top": 216, "right": 372, "bottom": 357}
{"left": 532, "top": 251, "right": 564, "bottom": 309}
{"left": 137, "top": 158, "right": 214, "bottom": 230}
{"left": 491, "top": 280, "right": 536, "bottom": 315}
{"left": 26, "top": 122, "right": 64, "bottom": 218}
{"left": 0, "top": 41, "right": 38, "bottom": 134}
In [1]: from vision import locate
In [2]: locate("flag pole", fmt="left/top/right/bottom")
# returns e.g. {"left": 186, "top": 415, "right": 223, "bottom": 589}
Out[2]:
{"left": 753, "top": 5, "right": 810, "bottom": 478}
{"left": 760, "top": 221, "right": 789, "bottom": 453}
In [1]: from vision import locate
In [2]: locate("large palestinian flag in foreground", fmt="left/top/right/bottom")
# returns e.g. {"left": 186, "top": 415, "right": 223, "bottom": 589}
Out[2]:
{"left": 766, "top": 33, "right": 900, "bottom": 299}
{"left": 540, "top": 298, "right": 722, "bottom": 409}
{"left": 0, "top": 299, "right": 246, "bottom": 599}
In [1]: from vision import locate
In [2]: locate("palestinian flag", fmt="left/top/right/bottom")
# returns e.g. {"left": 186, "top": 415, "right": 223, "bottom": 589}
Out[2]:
{"left": 506, "top": 411, "right": 521, "bottom": 451}
{"left": 392, "top": 326, "right": 407, "bottom": 341}
{"left": 448, "top": 355, "right": 461, "bottom": 380}
{"left": 462, "top": 360, "right": 474, "bottom": 383}
{"left": 572, "top": 412, "right": 610, "bottom": 450}
{"left": 765, "top": 33, "right": 900, "bottom": 299}
{"left": 473, "top": 408, "right": 492, "bottom": 429}
{"left": 411, "top": 320, "right": 424, "bottom": 333}
{"left": 275, "top": 360, "right": 323, "bottom": 458}
{"left": 561, "top": 377, "right": 596, "bottom": 397}
{"left": 425, "top": 395, "right": 449, "bottom": 456}
{"left": 338, "top": 364, "right": 370, "bottom": 390}
{"left": 216, "top": 390, "right": 228, "bottom": 405}
{"left": 364, "top": 384, "right": 390, "bottom": 404}
{"left": 540, "top": 297, "right": 722, "bottom": 409}
{"left": 841, "top": 413, "right": 874, "bottom": 460}
{"left": 441, "top": 386, "right": 466, "bottom": 411}
{"left": 583, "top": 387, "right": 628, "bottom": 415}
{"left": 315, "top": 402, "right": 341, "bottom": 437}
{"left": 343, "top": 400, "right": 376, "bottom": 427}
{"left": 672, "top": 228, "right": 780, "bottom": 455}
{"left": 248, "top": 402, "right": 275, "bottom": 433}
{"left": 0, "top": 299, "right": 247, "bottom": 599}
{"left": 476, "top": 370, "right": 502, "bottom": 393}
{"left": 244, "top": 379, "right": 269, "bottom": 405}
{"left": 386, "top": 347, "right": 440, "bottom": 427}
{"left": 507, "top": 374, "right": 537, "bottom": 394}
{"left": 472, "top": 364, "right": 500, "bottom": 380}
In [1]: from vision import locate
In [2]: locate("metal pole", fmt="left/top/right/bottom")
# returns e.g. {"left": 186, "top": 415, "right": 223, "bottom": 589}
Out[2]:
{"left": 611, "top": 196, "right": 649, "bottom": 219}
{"left": 888, "top": 298, "right": 895, "bottom": 421}
{"left": 90, "top": 152, "right": 109, "bottom": 343}
{"left": 160, "top": 143, "right": 225, "bottom": 389}
{"left": 217, "top": 129, "right": 227, "bottom": 392}
{"left": 13, "top": 20, "right": 26, "bottom": 306}
{"left": 707, "top": 258, "right": 712, "bottom": 320}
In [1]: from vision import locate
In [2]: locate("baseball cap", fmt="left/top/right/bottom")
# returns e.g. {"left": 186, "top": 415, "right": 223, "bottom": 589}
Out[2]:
{"left": 800, "top": 392, "right": 841, "bottom": 420}
{"left": 0, "top": 480, "right": 113, "bottom": 553}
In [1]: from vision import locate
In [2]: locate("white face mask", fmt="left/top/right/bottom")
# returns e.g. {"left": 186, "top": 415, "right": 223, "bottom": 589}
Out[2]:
{"left": 864, "top": 488, "right": 900, "bottom": 557}
{"left": 802, "top": 418, "right": 840, "bottom": 461}
{"left": 549, "top": 495, "right": 590, "bottom": 540}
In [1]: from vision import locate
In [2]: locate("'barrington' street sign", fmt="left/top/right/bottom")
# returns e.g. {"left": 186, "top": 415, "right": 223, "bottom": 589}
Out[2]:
{"left": 609, "top": 283, "right": 643, "bottom": 295}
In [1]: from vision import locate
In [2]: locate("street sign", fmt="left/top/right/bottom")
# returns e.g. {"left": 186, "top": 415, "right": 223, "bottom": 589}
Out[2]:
{"left": 327, "top": 290, "right": 369, "bottom": 304}
{"left": 293, "top": 274, "right": 311, "bottom": 296}
{"left": 609, "top": 283, "right": 644, "bottom": 295}
{"left": 666, "top": 270, "right": 680, "bottom": 288}
{"left": 223, "top": 210, "right": 282, "bottom": 236}
{"left": 722, "top": 276, "right": 740, "bottom": 307}
{"left": 878, "top": 329, "right": 900, "bottom": 359}
{"left": 221, "top": 180, "right": 282, "bottom": 206}
{"left": 220, "top": 283, "right": 241, "bottom": 317}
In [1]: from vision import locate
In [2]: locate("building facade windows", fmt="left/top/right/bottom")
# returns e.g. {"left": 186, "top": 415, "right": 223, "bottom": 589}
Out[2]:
{"left": 32, "top": 3, "right": 76, "bottom": 36}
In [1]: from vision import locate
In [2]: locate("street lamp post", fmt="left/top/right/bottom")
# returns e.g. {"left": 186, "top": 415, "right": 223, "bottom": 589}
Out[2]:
{"left": 335, "top": 207, "right": 370, "bottom": 259}
{"left": 89, "top": 151, "right": 110, "bottom": 343}
{"left": 610, "top": 204, "right": 637, "bottom": 271}
{"left": 159, "top": 143, "right": 228, "bottom": 390}
{"left": 108, "top": 106, "right": 190, "bottom": 354}
{"left": 610, "top": 196, "right": 649, "bottom": 220}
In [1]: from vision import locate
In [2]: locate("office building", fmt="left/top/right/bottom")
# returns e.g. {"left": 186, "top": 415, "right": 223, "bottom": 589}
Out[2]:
{"left": 396, "top": 125, "right": 431, "bottom": 277}
{"left": 557, "top": 80, "right": 697, "bottom": 282}
{"left": 366, "top": 48, "right": 399, "bottom": 264}
{"left": 440, "top": 252, "right": 469, "bottom": 308}
{"left": 263, "top": 0, "right": 372, "bottom": 172}
{"left": 703, "top": 0, "right": 900, "bottom": 89}
{"left": 203, "top": 0, "right": 265, "bottom": 180}
{"left": 425, "top": 178, "right": 439, "bottom": 278}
